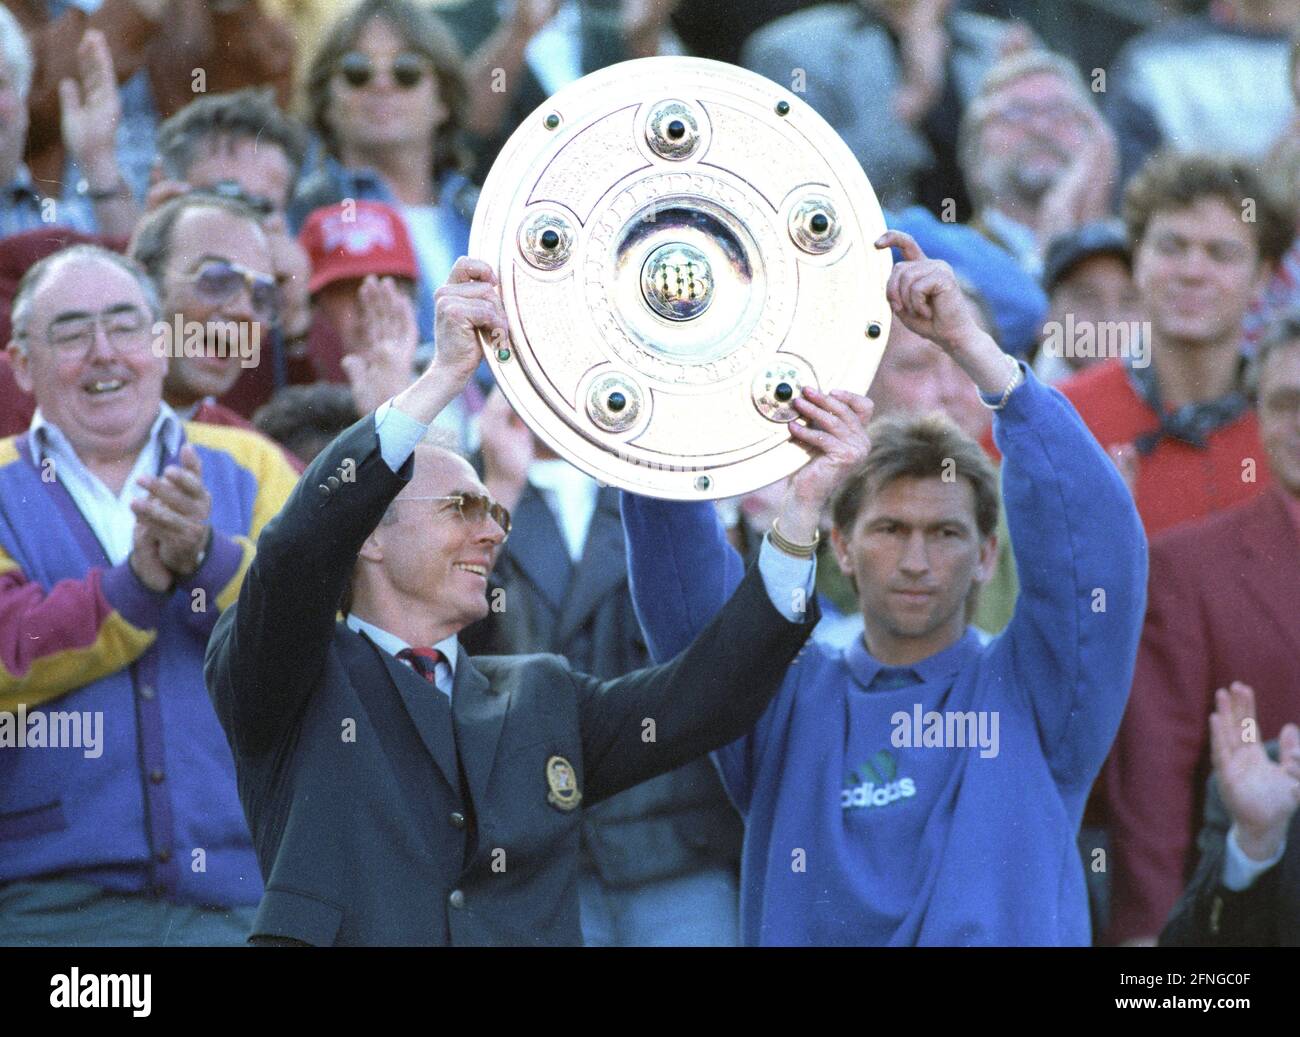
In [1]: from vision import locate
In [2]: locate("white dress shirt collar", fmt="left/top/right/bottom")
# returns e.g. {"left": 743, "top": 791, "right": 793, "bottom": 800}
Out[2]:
{"left": 345, "top": 613, "right": 459, "bottom": 696}
{"left": 27, "top": 403, "right": 185, "bottom": 565}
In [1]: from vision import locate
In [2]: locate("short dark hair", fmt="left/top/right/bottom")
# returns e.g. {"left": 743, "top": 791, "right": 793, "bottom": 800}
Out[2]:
{"left": 128, "top": 192, "right": 266, "bottom": 287}
{"left": 253, "top": 383, "right": 360, "bottom": 463}
{"left": 1123, "top": 150, "right": 1294, "bottom": 267}
{"left": 830, "top": 413, "right": 1000, "bottom": 540}
{"left": 156, "top": 88, "right": 309, "bottom": 184}
{"left": 305, "top": 0, "right": 468, "bottom": 183}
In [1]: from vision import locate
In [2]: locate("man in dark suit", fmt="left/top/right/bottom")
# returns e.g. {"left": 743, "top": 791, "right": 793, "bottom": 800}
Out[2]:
{"left": 204, "top": 257, "right": 846, "bottom": 946}
{"left": 1101, "top": 315, "right": 1300, "bottom": 944}
{"left": 1161, "top": 683, "right": 1300, "bottom": 946}
{"left": 462, "top": 391, "right": 744, "bottom": 946}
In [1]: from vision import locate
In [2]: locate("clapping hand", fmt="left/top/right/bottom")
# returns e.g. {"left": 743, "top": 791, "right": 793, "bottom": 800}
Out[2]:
{"left": 131, "top": 444, "right": 213, "bottom": 579}
{"left": 59, "top": 30, "right": 122, "bottom": 182}
{"left": 1210, "top": 681, "right": 1300, "bottom": 862}
{"left": 342, "top": 275, "right": 419, "bottom": 415}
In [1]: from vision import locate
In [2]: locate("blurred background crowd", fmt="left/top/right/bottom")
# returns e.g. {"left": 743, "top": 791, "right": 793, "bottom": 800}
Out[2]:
{"left": 1, "top": 0, "right": 1299, "bottom": 947}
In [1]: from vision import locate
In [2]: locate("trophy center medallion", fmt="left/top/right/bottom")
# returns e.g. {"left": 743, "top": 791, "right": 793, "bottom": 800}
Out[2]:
{"left": 641, "top": 242, "right": 714, "bottom": 321}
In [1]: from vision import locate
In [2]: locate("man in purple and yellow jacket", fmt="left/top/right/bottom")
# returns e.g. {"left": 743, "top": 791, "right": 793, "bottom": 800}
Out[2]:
{"left": 0, "top": 243, "right": 297, "bottom": 946}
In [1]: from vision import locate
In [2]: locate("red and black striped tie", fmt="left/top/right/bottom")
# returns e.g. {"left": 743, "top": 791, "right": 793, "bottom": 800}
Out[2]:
{"left": 397, "top": 647, "right": 445, "bottom": 685}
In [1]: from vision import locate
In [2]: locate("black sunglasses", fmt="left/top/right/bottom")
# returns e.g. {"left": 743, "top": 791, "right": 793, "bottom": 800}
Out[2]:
{"left": 338, "top": 51, "right": 427, "bottom": 90}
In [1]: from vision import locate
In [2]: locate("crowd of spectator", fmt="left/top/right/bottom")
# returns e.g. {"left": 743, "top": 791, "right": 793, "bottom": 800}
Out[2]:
{"left": 1, "top": 0, "right": 1299, "bottom": 947}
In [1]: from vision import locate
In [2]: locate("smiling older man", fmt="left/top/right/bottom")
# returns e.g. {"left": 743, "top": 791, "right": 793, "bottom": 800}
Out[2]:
{"left": 0, "top": 244, "right": 298, "bottom": 945}
{"left": 203, "top": 257, "right": 835, "bottom": 946}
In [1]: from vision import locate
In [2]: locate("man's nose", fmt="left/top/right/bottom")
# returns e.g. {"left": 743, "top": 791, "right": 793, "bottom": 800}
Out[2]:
{"left": 475, "top": 515, "right": 506, "bottom": 546}
{"left": 1175, "top": 247, "right": 1214, "bottom": 281}
{"left": 222, "top": 279, "right": 257, "bottom": 321}
{"left": 84, "top": 319, "right": 115, "bottom": 362}
{"left": 898, "top": 531, "right": 930, "bottom": 575}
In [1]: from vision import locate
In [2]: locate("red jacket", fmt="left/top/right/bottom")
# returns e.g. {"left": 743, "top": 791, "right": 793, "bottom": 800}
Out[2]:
{"left": 1056, "top": 359, "right": 1270, "bottom": 536}
{"left": 1100, "top": 485, "right": 1300, "bottom": 943}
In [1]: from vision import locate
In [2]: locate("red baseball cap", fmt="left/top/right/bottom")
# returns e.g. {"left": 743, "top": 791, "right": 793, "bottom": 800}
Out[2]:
{"left": 299, "top": 200, "right": 419, "bottom": 295}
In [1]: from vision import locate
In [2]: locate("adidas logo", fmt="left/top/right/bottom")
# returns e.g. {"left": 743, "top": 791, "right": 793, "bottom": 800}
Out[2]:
{"left": 841, "top": 750, "right": 916, "bottom": 810}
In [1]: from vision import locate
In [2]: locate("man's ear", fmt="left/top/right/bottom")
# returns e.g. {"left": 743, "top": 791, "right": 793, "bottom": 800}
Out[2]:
{"left": 357, "top": 528, "right": 385, "bottom": 564}
{"left": 830, "top": 524, "right": 852, "bottom": 576}
{"left": 6, "top": 342, "right": 33, "bottom": 394}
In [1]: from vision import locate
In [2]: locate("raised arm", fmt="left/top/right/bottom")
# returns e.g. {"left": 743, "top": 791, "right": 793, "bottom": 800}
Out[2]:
{"left": 1161, "top": 685, "right": 1300, "bottom": 947}
{"left": 877, "top": 228, "right": 1147, "bottom": 791}
{"left": 205, "top": 258, "right": 507, "bottom": 756}
{"left": 623, "top": 383, "right": 874, "bottom": 664}
{"left": 620, "top": 492, "right": 741, "bottom": 664}
{"left": 572, "top": 557, "right": 819, "bottom": 804}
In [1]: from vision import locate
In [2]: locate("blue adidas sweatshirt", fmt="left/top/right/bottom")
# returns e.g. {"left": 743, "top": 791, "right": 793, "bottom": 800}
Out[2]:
{"left": 621, "top": 367, "right": 1147, "bottom": 945}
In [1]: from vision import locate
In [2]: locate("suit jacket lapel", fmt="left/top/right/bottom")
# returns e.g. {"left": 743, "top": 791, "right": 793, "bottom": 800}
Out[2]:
{"left": 349, "top": 631, "right": 461, "bottom": 795}
{"left": 502, "top": 486, "right": 571, "bottom": 610}
{"left": 555, "top": 487, "right": 625, "bottom": 646}
{"left": 1237, "top": 488, "right": 1300, "bottom": 659}
{"left": 451, "top": 644, "right": 510, "bottom": 811}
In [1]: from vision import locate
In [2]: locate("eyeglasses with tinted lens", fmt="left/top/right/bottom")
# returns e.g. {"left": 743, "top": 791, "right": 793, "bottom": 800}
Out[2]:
{"left": 338, "top": 51, "right": 428, "bottom": 90}
{"left": 44, "top": 304, "right": 150, "bottom": 356}
{"left": 396, "top": 493, "right": 512, "bottom": 538}
{"left": 183, "top": 260, "right": 279, "bottom": 321}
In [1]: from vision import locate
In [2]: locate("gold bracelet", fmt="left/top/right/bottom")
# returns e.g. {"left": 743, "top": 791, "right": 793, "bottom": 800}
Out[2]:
{"left": 769, "top": 517, "right": 820, "bottom": 558}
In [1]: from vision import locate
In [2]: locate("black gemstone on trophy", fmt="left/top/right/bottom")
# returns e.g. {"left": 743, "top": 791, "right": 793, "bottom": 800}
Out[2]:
{"left": 667, "top": 119, "right": 686, "bottom": 140}
{"left": 810, "top": 212, "right": 829, "bottom": 234}
{"left": 774, "top": 382, "right": 794, "bottom": 403}
{"left": 544, "top": 113, "right": 560, "bottom": 129}
{"left": 867, "top": 323, "right": 882, "bottom": 339}
{"left": 776, "top": 100, "right": 791, "bottom": 116}
{"left": 607, "top": 391, "right": 627, "bottom": 412}
{"left": 540, "top": 229, "right": 560, "bottom": 250}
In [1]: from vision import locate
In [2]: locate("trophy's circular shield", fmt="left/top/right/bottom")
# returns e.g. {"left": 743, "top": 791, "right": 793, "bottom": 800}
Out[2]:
{"left": 470, "top": 56, "right": 891, "bottom": 500}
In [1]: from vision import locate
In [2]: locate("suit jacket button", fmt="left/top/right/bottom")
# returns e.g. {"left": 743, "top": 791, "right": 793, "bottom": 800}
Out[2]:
{"left": 450, "top": 811, "right": 466, "bottom": 829}
{"left": 449, "top": 889, "right": 465, "bottom": 910}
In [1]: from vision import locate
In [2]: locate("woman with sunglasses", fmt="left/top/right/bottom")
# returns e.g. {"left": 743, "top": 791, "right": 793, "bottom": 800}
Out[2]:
{"left": 293, "top": 0, "right": 478, "bottom": 352}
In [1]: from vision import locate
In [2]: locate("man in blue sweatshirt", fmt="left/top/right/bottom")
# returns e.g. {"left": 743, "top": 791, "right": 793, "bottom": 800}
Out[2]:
{"left": 622, "top": 231, "right": 1147, "bottom": 945}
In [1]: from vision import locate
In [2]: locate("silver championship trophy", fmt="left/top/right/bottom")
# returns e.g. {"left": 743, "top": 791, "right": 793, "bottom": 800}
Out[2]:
{"left": 470, "top": 56, "right": 891, "bottom": 499}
